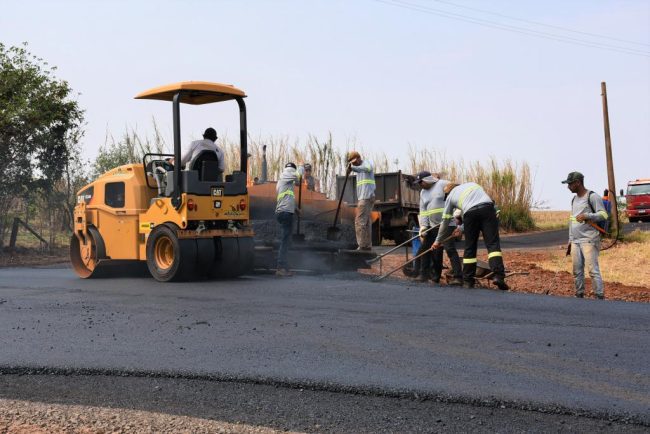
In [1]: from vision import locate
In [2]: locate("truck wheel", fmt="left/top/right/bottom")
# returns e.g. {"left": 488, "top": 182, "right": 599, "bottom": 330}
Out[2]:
{"left": 629, "top": 217, "right": 638, "bottom": 223}
{"left": 371, "top": 220, "right": 382, "bottom": 246}
{"left": 146, "top": 224, "right": 197, "bottom": 282}
{"left": 407, "top": 217, "right": 418, "bottom": 245}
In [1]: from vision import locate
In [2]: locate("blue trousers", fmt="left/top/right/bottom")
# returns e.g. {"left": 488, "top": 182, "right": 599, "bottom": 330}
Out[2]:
{"left": 276, "top": 212, "right": 294, "bottom": 270}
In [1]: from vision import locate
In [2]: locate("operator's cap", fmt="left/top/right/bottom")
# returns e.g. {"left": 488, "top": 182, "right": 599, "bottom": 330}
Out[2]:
{"left": 285, "top": 162, "right": 297, "bottom": 169}
{"left": 561, "top": 171, "right": 584, "bottom": 184}
{"left": 303, "top": 163, "right": 312, "bottom": 171}
{"left": 415, "top": 170, "right": 432, "bottom": 183}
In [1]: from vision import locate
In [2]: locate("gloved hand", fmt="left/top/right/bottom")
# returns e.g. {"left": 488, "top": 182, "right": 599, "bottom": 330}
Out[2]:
{"left": 346, "top": 163, "right": 352, "bottom": 175}
{"left": 418, "top": 226, "right": 427, "bottom": 238}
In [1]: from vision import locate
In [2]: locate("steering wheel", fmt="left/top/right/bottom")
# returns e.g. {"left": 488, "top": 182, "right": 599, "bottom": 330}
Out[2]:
{"left": 146, "top": 159, "right": 173, "bottom": 175}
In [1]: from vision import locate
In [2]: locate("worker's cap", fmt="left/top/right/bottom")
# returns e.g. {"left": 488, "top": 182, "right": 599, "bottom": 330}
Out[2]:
{"left": 303, "top": 163, "right": 312, "bottom": 171}
{"left": 346, "top": 151, "right": 361, "bottom": 162}
{"left": 203, "top": 127, "right": 218, "bottom": 141}
{"left": 415, "top": 170, "right": 432, "bottom": 183}
{"left": 285, "top": 162, "right": 297, "bottom": 169}
{"left": 443, "top": 182, "right": 458, "bottom": 195}
{"left": 561, "top": 171, "right": 584, "bottom": 184}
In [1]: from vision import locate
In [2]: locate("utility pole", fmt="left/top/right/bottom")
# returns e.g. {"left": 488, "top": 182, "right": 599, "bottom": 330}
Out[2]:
{"left": 600, "top": 82, "right": 620, "bottom": 236}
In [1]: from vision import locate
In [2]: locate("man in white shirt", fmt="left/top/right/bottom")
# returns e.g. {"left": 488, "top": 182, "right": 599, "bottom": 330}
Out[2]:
{"left": 180, "top": 127, "right": 225, "bottom": 173}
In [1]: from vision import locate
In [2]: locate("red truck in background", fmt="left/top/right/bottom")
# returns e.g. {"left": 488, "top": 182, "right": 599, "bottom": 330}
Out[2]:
{"left": 622, "top": 178, "right": 650, "bottom": 222}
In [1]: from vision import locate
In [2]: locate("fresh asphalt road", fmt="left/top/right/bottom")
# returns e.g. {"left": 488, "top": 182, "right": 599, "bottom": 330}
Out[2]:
{"left": 1, "top": 266, "right": 649, "bottom": 423}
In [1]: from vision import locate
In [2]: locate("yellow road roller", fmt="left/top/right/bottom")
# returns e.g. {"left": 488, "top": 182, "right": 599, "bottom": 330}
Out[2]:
{"left": 70, "top": 81, "right": 254, "bottom": 281}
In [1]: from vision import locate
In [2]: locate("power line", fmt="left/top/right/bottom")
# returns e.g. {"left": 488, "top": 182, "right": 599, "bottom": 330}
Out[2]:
{"left": 431, "top": 0, "right": 650, "bottom": 47}
{"left": 374, "top": 0, "right": 650, "bottom": 57}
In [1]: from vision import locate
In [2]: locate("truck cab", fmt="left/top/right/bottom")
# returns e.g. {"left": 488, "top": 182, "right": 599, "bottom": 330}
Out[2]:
{"left": 622, "top": 178, "right": 650, "bottom": 222}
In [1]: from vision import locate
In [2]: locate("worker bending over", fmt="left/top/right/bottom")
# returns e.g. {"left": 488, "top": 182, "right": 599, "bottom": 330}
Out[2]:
{"left": 346, "top": 151, "right": 375, "bottom": 251}
{"left": 433, "top": 182, "right": 507, "bottom": 290}
{"left": 275, "top": 162, "right": 302, "bottom": 276}
{"left": 414, "top": 171, "right": 462, "bottom": 285}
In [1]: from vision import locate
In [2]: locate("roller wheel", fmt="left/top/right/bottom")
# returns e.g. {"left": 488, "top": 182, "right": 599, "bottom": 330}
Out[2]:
{"left": 209, "top": 237, "right": 254, "bottom": 279}
{"left": 146, "top": 224, "right": 197, "bottom": 281}
{"left": 236, "top": 237, "right": 255, "bottom": 276}
{"left": 70, "top": 226, "right": 106, "bottom": 278}
{"left": 196, "top": 238, "right": 216, "bottom": 279}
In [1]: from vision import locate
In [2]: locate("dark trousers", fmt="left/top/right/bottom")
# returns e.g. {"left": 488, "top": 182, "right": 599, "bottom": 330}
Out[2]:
{"left": 444, "top": 234, "right": 463, "bottom": 279}
{"left": 415, "top": 227, "right": 443, "bottom": 280}
{"left": 462, "top": 204, "right": 505, "bottom": 284}
{"left": 276, "top": 212, "right": 293, "bottom": 270}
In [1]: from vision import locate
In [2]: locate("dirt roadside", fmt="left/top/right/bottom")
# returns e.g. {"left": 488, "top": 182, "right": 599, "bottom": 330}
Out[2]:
{"left": 0, "top": 247, "right": 68, "bottom": 268}
{"left": 362, "top": 249, "right": 650, "bottom": 303}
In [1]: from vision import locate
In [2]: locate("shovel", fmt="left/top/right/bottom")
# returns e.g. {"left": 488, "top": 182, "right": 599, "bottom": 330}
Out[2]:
{"left": 327, "top": 169, "right": 350, "bottom": 241}
{"left": 293, "top": 176, "right": 305, "bottom": 242}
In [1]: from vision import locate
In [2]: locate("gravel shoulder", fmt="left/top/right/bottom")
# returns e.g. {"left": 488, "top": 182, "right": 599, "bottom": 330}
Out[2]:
{"left": 1, "top": 374, "right": 647, "bottom": 433}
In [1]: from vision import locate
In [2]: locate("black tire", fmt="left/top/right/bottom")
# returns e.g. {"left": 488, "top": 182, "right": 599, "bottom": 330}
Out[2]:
{"left": 210, "top": 237, "right": 255, "bottom": 279}
{"left": 629, "top": 217, "right": 638, "bottom": 223}
{"left": 371, "top": 220, "right": 382, "bottom": 246}
{"left": 196, "top": 238, "right": 216, "bottom": 279}
{"left": 237, "top": 237, "right": 255, "bottom": 276}
{"left": 146, "top": 224, "right": 197, "bottom": 282}
{"left": 209, "top": 237, "right": 239, "bottom": 279}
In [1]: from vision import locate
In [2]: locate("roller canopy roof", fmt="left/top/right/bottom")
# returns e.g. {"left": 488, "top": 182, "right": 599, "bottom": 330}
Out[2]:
{"left": 135, "top": 81, "right": 246, "bottom": 104}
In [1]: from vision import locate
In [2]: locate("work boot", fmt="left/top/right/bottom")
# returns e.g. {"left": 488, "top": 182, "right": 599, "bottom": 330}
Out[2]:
{"left": 575, "top": 293, "right": 584, "bottom": 298}
{"left": 355, "top": 246, "right": 372, "bottom": 252}
{"left": 596, "top": 294, "right": 605, "bottom": 300}
{"left": 275, "top": 268, "right": 294, "bottom": 277}
{"left": 492, "top": 277, "right": 509, "bottom": 291}
{"left": 448, "top": 278, "right": 463, "bottom": 286}
{"left": 462, "top": 281, "right": 475, "bottom": 289}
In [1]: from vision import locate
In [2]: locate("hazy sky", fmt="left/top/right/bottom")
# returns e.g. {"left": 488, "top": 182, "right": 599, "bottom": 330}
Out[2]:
{"left": 2, "top": 0, "right": 649, "bottom": 209}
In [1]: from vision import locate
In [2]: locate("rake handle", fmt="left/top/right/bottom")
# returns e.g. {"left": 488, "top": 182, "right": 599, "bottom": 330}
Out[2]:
{"left": 372, "top": 232, "right": 457, "bottom": 282}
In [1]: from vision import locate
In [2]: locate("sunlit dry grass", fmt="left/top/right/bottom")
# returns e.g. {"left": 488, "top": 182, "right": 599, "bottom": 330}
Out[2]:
{"left": 537, "top": 230, "right": 650, "bottom": 288}
{"left": 531, "top": 210, "right": 570, "bottom": 230}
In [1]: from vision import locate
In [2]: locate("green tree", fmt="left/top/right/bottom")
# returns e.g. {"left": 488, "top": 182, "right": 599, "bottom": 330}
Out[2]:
{"left": 92, "top": 122, "right": 168, "bottom": 178}
{"left": 0, "top": 42, "right": 84, "bottom": 246}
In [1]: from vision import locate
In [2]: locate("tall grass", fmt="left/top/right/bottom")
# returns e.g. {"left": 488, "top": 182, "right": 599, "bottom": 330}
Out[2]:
{"left": 94, "top": 127, "right": 535, "bottom": 232}
{"left": 402, "top": 147, "right": 534, "bottom": 231}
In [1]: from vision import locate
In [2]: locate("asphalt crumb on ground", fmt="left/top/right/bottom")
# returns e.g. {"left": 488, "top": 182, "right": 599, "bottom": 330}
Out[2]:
{"left": 0, "top": 374, "right": 647, "bottom": 433}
